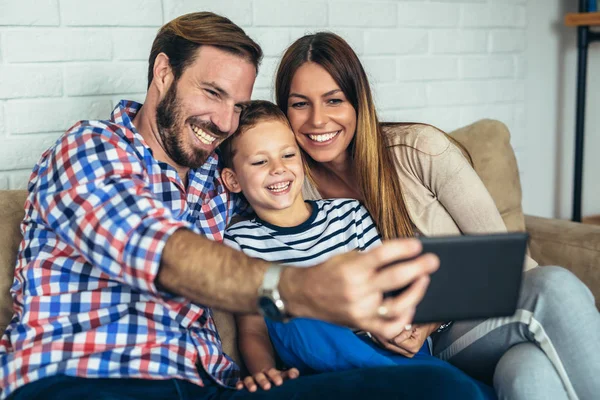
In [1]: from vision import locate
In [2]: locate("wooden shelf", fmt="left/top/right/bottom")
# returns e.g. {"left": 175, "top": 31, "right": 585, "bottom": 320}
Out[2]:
{"left": 565, "top": 12, "right": 600, "bottom": 27}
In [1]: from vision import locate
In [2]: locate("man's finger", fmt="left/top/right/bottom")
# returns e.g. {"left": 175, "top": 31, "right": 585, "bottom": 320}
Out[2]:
{"left": 362, "top": 239, "right": 423, "bottom": 271}
{"left": 372, "top": 253, "right": 438, "bottom": 293}
{"left": 380, "top": 275, "right": 431, "bottom": 319}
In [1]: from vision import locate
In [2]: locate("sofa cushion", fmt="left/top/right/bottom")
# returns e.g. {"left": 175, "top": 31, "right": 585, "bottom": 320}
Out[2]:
{"left": 0, "top": 190, "right": 27, "bottom": 337}
{"left": 450, "top": 119, "right": 526, "bottom": 232}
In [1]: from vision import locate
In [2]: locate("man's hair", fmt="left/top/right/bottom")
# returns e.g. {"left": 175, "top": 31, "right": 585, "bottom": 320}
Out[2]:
{"left": 220, "top": 100, "right": 291, "bottom": 170}
{"left": 148, "top": 12, "right": 263, "bottom": 88}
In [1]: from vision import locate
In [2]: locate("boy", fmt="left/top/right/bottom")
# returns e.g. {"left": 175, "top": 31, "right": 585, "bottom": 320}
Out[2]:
{"left": 220, "top": 101, "right": 493, "bottom": 398}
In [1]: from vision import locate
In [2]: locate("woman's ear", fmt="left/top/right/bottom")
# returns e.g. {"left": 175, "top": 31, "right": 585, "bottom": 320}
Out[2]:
{"left": 222, "top": 168, "right": 242, "bottom": 193}
{"left": 152, "top": 53, "right": 175, "bottom": 96}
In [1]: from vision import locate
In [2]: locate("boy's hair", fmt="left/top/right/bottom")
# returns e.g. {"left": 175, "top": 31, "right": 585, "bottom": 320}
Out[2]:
{"left": 220, "top": 100, "right": 291, "bottom": 169}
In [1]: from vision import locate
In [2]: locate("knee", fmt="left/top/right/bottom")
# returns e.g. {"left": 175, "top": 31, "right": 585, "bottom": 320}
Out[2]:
{"left": 524, "top": 266, "right": 593, "bottom": 304}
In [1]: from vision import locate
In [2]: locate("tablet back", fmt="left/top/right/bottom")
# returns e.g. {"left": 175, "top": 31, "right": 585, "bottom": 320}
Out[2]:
{"left": 411, "top": 233, "right": 528, "bottom": 323}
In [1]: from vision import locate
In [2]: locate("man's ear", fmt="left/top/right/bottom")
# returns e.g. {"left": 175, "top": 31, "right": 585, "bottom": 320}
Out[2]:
{"left": 152, "top": 53, "right": 175, "bottom": 96}
{"left": 222, "top": 167, "right": 242, "bottom": 193}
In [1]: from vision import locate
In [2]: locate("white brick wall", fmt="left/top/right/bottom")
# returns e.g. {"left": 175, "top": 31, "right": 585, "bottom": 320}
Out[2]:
{"left": 0, "top": 0, "right": 528, "bottom": 199}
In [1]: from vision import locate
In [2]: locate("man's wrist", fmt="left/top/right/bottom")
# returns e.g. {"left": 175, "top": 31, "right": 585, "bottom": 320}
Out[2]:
{"left": 277, "top": 267, "right": 305, "bottom": 318}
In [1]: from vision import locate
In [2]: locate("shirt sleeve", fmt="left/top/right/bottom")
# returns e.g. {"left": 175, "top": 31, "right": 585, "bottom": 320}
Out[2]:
{"left": 30, "top": 124, "right": 192, "bottom": 297}
{"left": 222, "top": 230, "right": 242, "bottom": 252}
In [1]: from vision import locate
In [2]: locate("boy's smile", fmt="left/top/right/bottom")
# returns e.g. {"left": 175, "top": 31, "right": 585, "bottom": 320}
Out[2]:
{"left": 223, "top": 119, "right": 311, "bottom": 227}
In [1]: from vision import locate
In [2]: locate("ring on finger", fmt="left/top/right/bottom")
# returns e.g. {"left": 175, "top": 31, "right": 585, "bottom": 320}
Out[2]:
{"left": 377, "top": 305, "right": 389, "bottom": 318}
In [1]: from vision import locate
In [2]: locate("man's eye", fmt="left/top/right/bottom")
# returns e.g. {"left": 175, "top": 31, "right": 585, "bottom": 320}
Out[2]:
{"left": 205, "top": 89, "right": 219, "bottom": 98}
{"left": 234, "top": 105, "right": 244, "bottom": 113}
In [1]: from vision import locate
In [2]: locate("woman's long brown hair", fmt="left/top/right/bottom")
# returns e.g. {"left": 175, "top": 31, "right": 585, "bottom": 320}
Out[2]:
{"left": 275, "top": 32, "right": 414, "bottom": 239}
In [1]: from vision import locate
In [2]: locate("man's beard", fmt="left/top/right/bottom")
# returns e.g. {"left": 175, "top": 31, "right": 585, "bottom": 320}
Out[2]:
{"left": 155, "top": 82, "right": 225, "bottom": 169}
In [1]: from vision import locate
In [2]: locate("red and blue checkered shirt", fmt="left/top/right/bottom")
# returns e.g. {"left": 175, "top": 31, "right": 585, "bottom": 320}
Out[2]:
{"left": 0, "top": 100, "right": 245, "bottom": 399}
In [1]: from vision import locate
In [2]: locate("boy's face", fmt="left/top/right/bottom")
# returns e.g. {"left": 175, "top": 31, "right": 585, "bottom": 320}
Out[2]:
{"left": 224, "top": 119, "right": 305, "bottom": 215}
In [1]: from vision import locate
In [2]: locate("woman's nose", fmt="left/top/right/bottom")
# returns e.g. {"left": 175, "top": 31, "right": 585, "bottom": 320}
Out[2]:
{"left": 310, "top": 104, "right": 328, "bottom": 127}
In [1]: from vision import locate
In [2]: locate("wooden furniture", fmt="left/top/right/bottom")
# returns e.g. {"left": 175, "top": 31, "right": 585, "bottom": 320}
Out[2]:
{"left": 564, "top": 4, "right": 600, "bottom": 222}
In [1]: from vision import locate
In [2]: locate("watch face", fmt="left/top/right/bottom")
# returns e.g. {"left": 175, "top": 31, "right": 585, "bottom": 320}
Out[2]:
{"left": 259, "top": 296, "right": 283, "bottom": 321}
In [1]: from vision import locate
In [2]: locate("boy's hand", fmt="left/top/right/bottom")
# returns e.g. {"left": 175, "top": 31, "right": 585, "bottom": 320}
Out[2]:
{"left": 236, "top": 368, "right": 300, "bottom": 392}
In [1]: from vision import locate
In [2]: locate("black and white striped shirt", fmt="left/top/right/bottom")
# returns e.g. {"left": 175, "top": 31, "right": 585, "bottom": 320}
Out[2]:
{"left": 223, "top": 199, "right": 381, "bottom": 267}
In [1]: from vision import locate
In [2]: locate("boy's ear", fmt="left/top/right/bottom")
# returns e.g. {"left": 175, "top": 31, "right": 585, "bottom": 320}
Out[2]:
{"left": 222, "top": 168, "right": 242, "bottom": 193}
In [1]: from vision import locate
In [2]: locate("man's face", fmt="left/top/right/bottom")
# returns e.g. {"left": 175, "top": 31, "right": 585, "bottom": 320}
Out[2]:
{"left": 156, "top": 46, "right": 256, "bottom": 169}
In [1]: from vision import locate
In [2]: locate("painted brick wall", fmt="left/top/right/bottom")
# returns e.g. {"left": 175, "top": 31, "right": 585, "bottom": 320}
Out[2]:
{"left": 0, "top": 0, "right": 527, "bottom": 196}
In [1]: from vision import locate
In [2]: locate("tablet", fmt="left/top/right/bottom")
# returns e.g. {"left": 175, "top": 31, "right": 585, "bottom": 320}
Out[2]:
{"left": 384, "top": 232, "right": 528, "bottom": 324}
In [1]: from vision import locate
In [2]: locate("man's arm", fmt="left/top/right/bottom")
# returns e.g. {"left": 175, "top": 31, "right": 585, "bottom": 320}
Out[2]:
{"left": 158, "top": 229, "right": 440, "bottom": 338}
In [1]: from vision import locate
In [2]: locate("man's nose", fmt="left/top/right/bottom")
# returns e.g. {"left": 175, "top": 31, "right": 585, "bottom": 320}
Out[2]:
{"left": 211, "top": 104, "right": 236, "bottom": 134}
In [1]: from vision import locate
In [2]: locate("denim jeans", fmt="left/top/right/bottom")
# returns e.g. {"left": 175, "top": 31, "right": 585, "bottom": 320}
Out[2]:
{"left": 8, "top": 363, "right": 494, "bottom": 400}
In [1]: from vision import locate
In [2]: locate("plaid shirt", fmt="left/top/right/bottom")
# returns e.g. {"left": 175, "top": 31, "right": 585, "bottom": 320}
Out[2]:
{"left": 0, "top": 100, "right": 244, "bottom": 399}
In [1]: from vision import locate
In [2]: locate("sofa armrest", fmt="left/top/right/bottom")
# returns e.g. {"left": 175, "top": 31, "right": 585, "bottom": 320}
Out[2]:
{"left": 525, "top": 214, "right": 600, "bottom": 309}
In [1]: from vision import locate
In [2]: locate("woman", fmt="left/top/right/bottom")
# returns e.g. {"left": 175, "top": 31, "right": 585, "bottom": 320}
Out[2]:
{"left": 274, "top": 32, "right": 600, "bottom": 400}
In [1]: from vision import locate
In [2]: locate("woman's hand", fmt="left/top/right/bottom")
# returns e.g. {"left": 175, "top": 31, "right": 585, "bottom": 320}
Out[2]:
{"left": 372, "top": 322, "right": 440, "bottom": 358}
{"left": 236, "top": 368, "right": 300, "bottom": 392}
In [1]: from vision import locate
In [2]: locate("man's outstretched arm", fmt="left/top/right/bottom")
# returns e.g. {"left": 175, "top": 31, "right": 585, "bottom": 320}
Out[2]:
{"left": 158, "top": 229, "right": 439, "bottom": 339}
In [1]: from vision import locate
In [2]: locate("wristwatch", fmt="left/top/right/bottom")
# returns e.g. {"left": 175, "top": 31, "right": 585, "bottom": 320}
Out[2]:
{"left": 436, "top": 321, "right": 454, "bottom": 333}
{"left": 257, "top": 264, "right": 289, "bottom": 322}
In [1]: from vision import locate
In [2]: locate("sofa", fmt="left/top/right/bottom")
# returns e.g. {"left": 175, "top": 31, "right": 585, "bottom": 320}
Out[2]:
{"left": 1, "top": 119, "right": 599, "bottom": 368}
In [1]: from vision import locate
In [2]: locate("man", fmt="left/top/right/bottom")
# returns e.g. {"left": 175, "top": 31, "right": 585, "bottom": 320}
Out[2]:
{"left": 0, "top": 12, "right": 475, "bottom": 400}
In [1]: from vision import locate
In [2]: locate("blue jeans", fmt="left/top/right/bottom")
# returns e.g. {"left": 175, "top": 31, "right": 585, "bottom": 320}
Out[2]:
{"left": 266, "top": 317, "right": 494, "bottom": 398}
{"left": 8, "top": 365, "right": 493, "bottom": 400}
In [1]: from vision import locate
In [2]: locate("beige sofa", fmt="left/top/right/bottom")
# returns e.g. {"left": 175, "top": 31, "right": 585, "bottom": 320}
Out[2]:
{"left": 1, "top": 119, "right": 599, "bottom": 368}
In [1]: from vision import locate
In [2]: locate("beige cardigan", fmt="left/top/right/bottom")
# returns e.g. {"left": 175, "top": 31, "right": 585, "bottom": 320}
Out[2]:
{"left": 303, "top": 123, "right": 538, "bottom": 271}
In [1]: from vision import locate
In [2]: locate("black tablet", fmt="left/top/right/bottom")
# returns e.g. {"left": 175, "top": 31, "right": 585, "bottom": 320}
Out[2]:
{"left": 385, "top": 232, "right": 528, "bottom": 324}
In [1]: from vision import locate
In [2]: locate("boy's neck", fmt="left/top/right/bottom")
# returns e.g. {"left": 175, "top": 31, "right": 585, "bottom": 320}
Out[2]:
{"left": 254, "top": 196, "right": 313, "bottom": 228}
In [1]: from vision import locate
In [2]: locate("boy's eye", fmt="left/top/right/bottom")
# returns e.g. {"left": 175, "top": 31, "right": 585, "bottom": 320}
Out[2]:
{"left": 283, "top": 153, "right": 296, "bottom": 159}
{"left": 251, "top": 160, "right": 266, "bottom": 166}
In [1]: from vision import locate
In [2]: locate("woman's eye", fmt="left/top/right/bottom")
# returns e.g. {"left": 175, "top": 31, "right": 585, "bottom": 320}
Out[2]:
{"left": 327, "top": 98, "right": 343, "bottom": 105}
{"left": 290, "top": 101, "right": 308, "bottom": 109}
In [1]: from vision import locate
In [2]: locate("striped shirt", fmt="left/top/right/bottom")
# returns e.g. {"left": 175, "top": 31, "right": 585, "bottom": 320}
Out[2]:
{"left": 0, "top": 100, "right": 245, "bottom": 399}
{"left": 223, "top": 199, "right": 381, "bottom": 267}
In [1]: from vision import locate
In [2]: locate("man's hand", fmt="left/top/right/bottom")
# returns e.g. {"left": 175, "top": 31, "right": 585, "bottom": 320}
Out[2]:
{"left": 279, "top": 238, "right": 439, "bottom": 338}
{"left": 236, "top": 368, "right": 300, "bottom": 392}
{"left": 371, "top": 322, "right": 440, "bottom": 358}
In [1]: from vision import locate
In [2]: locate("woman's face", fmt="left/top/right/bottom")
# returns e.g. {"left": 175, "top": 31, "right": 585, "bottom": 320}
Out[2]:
{"left": 286, "top": 62, "right": 357, "bottom": 165}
